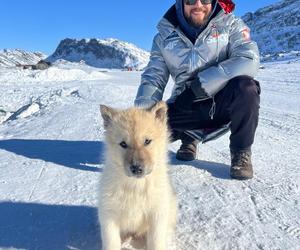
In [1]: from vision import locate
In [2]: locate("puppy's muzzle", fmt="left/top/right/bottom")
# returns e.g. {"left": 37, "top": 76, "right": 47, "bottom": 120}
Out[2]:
{"left": 130, "top": 164, "right": 144, "bottom": 177}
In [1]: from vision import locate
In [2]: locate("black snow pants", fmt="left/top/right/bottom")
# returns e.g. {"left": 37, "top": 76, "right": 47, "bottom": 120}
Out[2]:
{"left": 167, "top": 75, "right": 261, "bottom": 151}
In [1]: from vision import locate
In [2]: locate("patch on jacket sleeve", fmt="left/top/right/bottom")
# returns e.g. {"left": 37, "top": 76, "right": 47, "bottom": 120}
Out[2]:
{"left": 241, "top": 28, "right": 251, "bottom": 41}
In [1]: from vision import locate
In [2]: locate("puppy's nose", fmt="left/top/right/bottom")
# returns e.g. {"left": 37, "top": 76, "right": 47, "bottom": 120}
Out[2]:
{"left": 130, "top": 164, "right": 144, "bottom": 176}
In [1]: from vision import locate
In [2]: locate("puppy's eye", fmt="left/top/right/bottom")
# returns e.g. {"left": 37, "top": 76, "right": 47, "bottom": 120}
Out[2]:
{"left": 144, "top": 139, "right": 152, "bottom": 146}
{"left": 119, "top": 141, "right": 128, "bottom": 149}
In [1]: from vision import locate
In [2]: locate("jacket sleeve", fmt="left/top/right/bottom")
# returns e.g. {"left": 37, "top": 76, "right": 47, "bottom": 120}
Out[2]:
{"left": 134, "top": 34, "right": 170, "bottom": 108}
{"left": 195, "top": 17, "right": 260, "bottom": 97}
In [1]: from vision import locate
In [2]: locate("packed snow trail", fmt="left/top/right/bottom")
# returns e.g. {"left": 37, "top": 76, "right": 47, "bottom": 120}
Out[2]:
{"left": 0, "top": 61, "right": 299, "bottom": 249}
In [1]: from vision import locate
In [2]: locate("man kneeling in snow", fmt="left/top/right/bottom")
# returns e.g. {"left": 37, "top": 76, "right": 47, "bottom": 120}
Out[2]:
{"left": 135, "top": 0, "right": 261, "bottom": 180}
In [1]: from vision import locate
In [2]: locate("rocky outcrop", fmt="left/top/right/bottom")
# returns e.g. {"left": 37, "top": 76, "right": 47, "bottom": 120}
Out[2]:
{"left": 0, "top": 49, "right": 46, "bottom": 67}
{"left": 47, "top": 38, "right": 150, "bottom": 70}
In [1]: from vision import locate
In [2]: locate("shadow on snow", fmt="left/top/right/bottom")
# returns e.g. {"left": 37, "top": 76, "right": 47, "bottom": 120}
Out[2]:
{"left": 0, "top": 139, "right": 104, "bottom": 172}
{"left": 0, "top": 201, "right": 101, "bottom": 250}
{"left": 169, "top": 151, "right": 231, "bottom": 180}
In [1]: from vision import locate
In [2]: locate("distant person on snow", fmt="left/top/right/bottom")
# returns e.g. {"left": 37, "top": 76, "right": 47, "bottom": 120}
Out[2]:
{"left": 134, "top": 0, "right": 261, "bottom": 180}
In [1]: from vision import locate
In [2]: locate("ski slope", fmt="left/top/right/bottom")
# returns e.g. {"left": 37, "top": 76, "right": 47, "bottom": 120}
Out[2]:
{"left": 0, "top": 60, "right": 299, "bottom": 250}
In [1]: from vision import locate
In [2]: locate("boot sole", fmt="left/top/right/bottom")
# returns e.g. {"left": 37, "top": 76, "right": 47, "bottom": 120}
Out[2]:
{"left": 176, "top": 153, "right": 196, "bottom": 161}
{"left": 230, "top": 174, "right": 253, "bottom": 180}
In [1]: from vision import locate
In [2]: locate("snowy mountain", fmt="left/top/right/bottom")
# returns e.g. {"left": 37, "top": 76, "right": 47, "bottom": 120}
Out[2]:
{"left": 47, "top": 38, "right": 150, "bottom": 70}
{"left": 242, "top": 0, "right": 300, "bottom": 56}
{"left": 0, "top": 49, "right": 46, "bottom": 67}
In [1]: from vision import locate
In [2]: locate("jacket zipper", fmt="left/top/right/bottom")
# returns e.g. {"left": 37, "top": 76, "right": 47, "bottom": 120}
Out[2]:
{"left": 191, "top": 47, "right": 196, "bottom": 71}
{"left": 176, "top": 14, "right": 222, "bottom": 120}
{"left": 216, "top": 30, "right": 220, "bottom": 63}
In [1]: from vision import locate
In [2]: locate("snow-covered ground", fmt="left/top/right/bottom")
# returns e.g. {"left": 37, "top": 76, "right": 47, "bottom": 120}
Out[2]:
{"left": 0, "top": 60, "right": 299, "bottom": 250}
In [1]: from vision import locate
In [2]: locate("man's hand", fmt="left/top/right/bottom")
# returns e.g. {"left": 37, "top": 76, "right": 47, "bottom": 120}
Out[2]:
{"left": 189, "top": 78, "right": 209, "bottom": 100}
{"left": 174, "top": 77, "right": 209, "bottom": 112}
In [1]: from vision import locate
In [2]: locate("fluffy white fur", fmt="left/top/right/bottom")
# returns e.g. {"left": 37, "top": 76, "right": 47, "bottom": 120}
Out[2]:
{"left": 98, "top": 102, "right": 177, "bottom": 250}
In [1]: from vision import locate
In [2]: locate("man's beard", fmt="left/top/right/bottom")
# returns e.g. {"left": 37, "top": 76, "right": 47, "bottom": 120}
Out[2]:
{"left": 185, "top": 9, "right": 211, "bottom": 28}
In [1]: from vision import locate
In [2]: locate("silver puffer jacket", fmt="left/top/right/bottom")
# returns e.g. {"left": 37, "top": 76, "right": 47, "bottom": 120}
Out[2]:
{"left": 135, "top": 4, "right": 260, "bottom": 107}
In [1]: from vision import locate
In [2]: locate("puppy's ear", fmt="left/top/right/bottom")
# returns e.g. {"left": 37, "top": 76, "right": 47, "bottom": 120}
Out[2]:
{"left": 148, "top": 101, "right": 168, "bottom": 123}
{"left": 100, "top": 105, "right": 117, "bottom": 128}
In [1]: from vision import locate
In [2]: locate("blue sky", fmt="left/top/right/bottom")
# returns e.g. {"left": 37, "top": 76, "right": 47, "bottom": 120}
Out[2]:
{"left": 0, "top": 0, "right": 279, "bottom": 54}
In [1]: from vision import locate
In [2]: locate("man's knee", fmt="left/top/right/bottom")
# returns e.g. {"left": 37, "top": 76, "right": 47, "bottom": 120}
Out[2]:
{"left": 229, "top": 75, "right": 261, "bottom": 97}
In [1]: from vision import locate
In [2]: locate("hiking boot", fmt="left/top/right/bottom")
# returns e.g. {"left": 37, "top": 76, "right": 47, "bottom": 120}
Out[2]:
{"left": 230, "top": 149, "right": 253, "bottom": 180}
{"left": 176, "top": 140, "right": 198, "bottom": 161}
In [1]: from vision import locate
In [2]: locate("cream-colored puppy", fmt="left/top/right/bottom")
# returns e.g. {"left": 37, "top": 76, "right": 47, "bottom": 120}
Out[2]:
{"left": 98, "top": 101, "right": 177, "bottom": 250}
